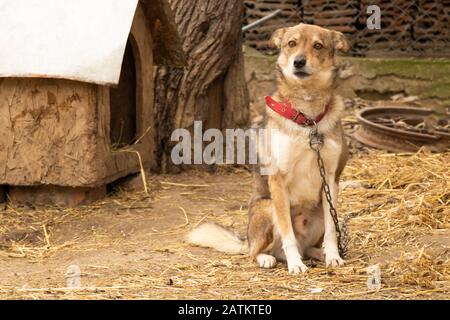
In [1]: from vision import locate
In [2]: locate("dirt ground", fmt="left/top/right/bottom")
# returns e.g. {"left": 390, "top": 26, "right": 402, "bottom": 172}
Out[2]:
{"left": 0, "top": 150, "right": 448, "bottom": 299}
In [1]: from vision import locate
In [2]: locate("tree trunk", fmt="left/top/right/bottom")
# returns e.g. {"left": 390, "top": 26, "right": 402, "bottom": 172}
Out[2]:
{"left": 154, "top": 0, "right": 249, "bottom": 172}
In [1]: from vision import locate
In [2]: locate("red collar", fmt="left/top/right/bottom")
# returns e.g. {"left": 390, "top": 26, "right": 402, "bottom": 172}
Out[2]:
{"left": 265, "top": 96, "right": 330, "bottom": 126}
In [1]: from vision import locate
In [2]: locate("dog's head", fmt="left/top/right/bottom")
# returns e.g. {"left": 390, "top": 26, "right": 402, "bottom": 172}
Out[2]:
{"left": 271, "top": 23, "right": 349, "bottom": 87}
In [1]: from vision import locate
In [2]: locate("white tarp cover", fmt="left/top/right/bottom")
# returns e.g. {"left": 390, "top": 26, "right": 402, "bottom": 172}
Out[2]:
{"left": 0, "top": 0, "right": 139, "bottom": 85}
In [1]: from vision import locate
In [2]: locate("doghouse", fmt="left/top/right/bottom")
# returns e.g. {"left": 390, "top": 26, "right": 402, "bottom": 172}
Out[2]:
{"left": 0, "top": 0, "right": 185, "bottom": 206}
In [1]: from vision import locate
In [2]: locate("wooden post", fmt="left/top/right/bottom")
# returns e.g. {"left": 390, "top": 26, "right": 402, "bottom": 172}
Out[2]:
{"left": 153, "top": 0, "right": 249, "bottom": 172}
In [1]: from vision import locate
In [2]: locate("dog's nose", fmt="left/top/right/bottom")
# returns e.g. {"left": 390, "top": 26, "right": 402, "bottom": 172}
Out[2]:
{"left": 293, "top": 57, "right": 306, "bottom": 69}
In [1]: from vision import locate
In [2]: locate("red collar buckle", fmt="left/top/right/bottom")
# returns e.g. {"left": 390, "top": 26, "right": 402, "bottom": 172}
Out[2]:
{"left": 292, "top": 110, "right": 300, "bottom": 122}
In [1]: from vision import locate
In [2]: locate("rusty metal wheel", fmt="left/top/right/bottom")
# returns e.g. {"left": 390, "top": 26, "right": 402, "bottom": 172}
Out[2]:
{"left": 354, "top": 106, "right": 450, "bottom": 153}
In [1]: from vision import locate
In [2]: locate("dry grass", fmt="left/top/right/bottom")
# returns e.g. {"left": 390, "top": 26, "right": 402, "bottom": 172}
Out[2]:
{"left": 0, "top": 150, "right": 448, "bottom": 299}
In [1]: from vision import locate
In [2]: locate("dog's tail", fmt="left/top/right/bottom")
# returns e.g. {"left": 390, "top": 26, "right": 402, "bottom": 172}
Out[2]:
{"left": 186, "top": 223, "right": 248, "bottom": 255}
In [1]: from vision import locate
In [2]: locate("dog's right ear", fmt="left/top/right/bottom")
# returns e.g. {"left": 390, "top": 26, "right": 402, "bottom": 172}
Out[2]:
{"left": 270, "top": 28, "right": 287, "bottom": 49}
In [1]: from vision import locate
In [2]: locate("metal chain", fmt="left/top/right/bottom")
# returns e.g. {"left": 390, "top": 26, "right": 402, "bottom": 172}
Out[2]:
{"left": 340, "top": 197, "right": 397, "bottom": 256}
{"left": 339, "top": 207, "right": 368, "bottom": 256}
{"left": 309, "top": 126, "right": 345, "bottom": 258}
{"left": 309, "top": 125, "right": 391, "bottom": 258}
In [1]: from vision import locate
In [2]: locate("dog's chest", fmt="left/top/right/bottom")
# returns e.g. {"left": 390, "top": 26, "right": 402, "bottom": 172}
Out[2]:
{"left": 270, "top": 129, "right": 341, "bottom": 207}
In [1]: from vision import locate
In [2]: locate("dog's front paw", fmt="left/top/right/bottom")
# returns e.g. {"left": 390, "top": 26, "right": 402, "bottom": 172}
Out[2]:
{"left": 325, "top": 254, "right": 345, "bottom": 268}
{"left": 288, "top": 260, "right": 308, "bottom": 274}
{"left": 256, "top": 254, "right": 277, "bottom": 269}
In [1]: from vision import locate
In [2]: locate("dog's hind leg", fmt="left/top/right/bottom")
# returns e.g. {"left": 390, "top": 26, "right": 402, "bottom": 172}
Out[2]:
{"left": 256, "top": 253, "right": 277, "bottom": 268}
{"left": 305, "top": 247, "right": 325, "bottom": 261}
{"left": 293, "top": 208, "right": 325, "bottom": 262}
{"left": 247, "top": 197, "right": 277, "bottom": 268}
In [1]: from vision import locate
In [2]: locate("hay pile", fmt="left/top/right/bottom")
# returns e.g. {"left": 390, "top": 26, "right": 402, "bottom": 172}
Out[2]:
{"left": 0, "top": 150, "right": 448, "bottom": 299}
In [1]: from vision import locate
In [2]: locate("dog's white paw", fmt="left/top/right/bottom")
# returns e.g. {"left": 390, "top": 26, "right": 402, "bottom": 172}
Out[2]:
{"left": 256, "top": 254, "right": 277, "bottom": 269}
{"left": 325, "top": 254, "right": 345, "bottom": 268}
{"left": 288, "top": 260, "right": 308, "bottom": 274}
{"left": 284, "top": 243, "right": 308, "bottom": 274}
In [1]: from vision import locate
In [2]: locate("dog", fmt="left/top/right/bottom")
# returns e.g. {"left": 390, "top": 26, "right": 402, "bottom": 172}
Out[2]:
{"left": 187, "top": 23, "right": 349, "bottom": 274}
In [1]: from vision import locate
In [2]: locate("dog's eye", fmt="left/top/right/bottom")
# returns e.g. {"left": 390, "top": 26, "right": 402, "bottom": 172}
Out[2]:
{"left": 288, "top": 40, "right": 297, "bottom": 48}
{"left": 313, "top": 42, "right": 323, "bottom": 50}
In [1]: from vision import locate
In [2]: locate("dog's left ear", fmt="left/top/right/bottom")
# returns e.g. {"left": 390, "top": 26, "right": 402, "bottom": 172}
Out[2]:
{"left": 333, "top": 31, "right": 350, "bottom": 53}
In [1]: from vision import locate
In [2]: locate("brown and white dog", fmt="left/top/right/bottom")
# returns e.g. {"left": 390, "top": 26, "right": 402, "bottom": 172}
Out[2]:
{"left": 187, "top": 23, "right": 349, "bottom": 274}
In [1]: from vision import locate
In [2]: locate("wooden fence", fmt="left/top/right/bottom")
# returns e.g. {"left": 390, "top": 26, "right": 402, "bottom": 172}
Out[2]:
{"left": 244, "top": 0, "right": 450, "bottom": 56}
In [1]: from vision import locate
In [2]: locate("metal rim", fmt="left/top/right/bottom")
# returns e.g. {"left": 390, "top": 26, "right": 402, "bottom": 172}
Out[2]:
{"left": 356, "top": 106, "right": 441, "bottom": 141}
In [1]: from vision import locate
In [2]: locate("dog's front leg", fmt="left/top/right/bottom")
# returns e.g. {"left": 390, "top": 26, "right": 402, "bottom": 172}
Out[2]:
{"left": 322, "top": 176, "right": 345, "bottom": 267}
{"left": 269, "top": 173, "right": 308, "bottom": 274}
